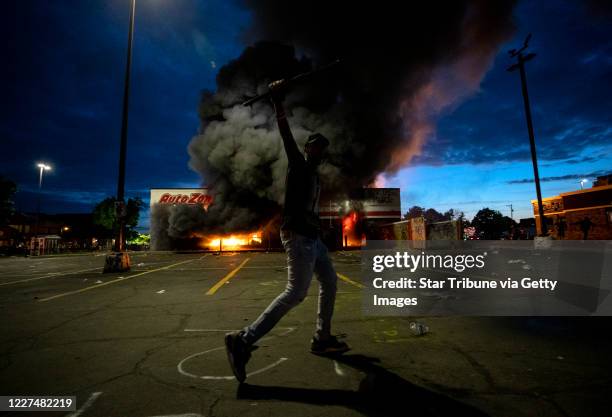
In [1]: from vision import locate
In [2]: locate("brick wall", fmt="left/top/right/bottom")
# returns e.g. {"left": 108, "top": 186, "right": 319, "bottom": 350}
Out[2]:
{"left": 564, "top": 207, "right": 611, "bottom": 239}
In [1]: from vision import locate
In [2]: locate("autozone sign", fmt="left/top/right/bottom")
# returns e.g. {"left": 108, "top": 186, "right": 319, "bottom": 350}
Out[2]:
{"left": 150, "top": 188, "right": 212, "bottom": 208}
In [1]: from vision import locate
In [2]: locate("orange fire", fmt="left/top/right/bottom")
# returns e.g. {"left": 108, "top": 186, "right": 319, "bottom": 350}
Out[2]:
{"left": 203, "top": 231, "right": 263, "bottom": 251}
{"left": 342, "top": 211, "right": 363, "bottom": 247}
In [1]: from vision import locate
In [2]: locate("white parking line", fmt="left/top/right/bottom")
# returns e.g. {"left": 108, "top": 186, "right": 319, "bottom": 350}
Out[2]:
{"left": 0, "top": 267, "right": 102, "bottom": 287}
{"left": 178, "top": 327, "right": 294, "bottom": 380}
{"left": 66, "top": 391, "right": 102, "bottom": 417}
{"left": 38, "top": 255, "right": 208, "bottom": 302}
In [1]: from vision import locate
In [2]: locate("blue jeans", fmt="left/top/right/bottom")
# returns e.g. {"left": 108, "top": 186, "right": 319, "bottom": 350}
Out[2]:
{"left": 241, "top": 229, "right": 338, "bottom": 345}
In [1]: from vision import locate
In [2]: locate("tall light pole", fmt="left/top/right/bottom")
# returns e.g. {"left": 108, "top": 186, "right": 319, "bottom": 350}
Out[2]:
{"left": 580, "top": 179, "right": 588, "bottom": 189}
{"left": 34, "top": 163, "right": 52, "bottom": 255}
{"left": 105, "top": 0, "right": 136, "bottom": 272}
{"left": 507, "top": 34, "right": 548, "bottom": 236}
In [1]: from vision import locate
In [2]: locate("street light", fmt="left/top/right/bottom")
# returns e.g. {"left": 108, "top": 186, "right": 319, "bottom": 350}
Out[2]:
{"left": 34, "top": 162, "right": 52, "bottom": 255}
{"left": 580, "top": 178, "right": 588, "bottom": 189}
{"left": 37, "top": 163, "right": 52, "bottom": 188}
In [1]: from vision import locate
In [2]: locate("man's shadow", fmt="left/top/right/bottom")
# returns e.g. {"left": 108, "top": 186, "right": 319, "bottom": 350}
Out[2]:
{"left": 237, "top": 354, "right": 490, "bottom": 417}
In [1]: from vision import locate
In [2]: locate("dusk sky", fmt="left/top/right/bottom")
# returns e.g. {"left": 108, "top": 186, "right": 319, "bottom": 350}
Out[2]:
{"left": 2, "top": 0, "right": 611, "bottom": 231}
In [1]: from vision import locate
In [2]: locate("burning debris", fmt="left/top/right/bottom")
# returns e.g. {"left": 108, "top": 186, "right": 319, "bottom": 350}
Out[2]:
{"left": 151, "top": 1, "right": 517, "bottom": 250}
{"left": 203, "top": 231, "right": 263, "bottom": 251}
{"left": 342, "top": 211, "right": 362, "bottom": 248}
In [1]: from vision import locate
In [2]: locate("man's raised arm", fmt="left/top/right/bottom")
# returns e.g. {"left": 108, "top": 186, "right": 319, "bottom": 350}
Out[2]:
{"left": 269, "top": 80, "right": 303, "bottom": 164}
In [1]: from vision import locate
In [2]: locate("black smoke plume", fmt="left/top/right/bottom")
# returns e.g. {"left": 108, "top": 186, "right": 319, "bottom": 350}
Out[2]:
{"left": 152, "top": 0, "right": 517, "bottom": 249}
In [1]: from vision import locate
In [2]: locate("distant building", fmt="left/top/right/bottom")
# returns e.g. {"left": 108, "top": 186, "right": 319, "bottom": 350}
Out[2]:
{"left": 593, "top": 174, "right": 612, "bottom": 187}
{"left": 320, "top": 188, "right": 402, "bottom": 249}
{"left": 0, "top": 225, "right": 21, "bottom": 249}
{"left": 2, "top": 212, "right": 110, "bottom": 255}
{"left": 378, "top": 217, "right": 463, "bottom": 241}
{"left": 531, "top": 175, "right": 612, "bottom": 239}
{"left": 149, "top": 187, "right": 401, "bottom": 251}
{"left": 517, "top": 218, "right": 536, "bottom": 239}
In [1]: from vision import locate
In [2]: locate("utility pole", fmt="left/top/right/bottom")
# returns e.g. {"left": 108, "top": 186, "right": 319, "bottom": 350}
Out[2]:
{"left": 507, "top": 34, "right": 547, "bottom": 236}
{"left": 506, "top": 204, "right": 515, "bottom": 220}
{"left": 105, "top": 0, "right": 136, "bottom": 272}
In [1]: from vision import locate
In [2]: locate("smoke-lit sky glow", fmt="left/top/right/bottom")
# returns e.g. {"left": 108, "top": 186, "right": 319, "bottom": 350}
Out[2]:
{"left": 2, "top": 0, "right": 611, "bottom": 231}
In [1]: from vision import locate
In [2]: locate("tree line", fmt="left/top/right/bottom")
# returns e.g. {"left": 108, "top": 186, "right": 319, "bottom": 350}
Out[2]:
{"left": 403, "top": 205, "right": 517, "bottom": 239}
{"left": 0, "top": 175, "right": 143, "bottom": 240}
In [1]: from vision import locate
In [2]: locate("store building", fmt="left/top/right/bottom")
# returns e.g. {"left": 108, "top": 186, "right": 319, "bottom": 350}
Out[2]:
{"left": 531, "top": 175, "right": 612, "bottom": 239}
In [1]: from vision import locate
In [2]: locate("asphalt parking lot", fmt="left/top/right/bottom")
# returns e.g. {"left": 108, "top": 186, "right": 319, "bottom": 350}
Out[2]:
{"left": 1, "top": 251, "right": 611, "bottom": 417}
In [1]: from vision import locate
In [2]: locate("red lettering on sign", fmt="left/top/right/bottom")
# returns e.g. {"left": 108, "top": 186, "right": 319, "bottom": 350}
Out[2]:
{"left": 156, "top": 192, "right": 212, "bottom": 207}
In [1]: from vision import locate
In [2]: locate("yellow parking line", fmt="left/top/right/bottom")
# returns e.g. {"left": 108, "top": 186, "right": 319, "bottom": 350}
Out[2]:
{"left": 337, "top": 273, "right": 365, "bottom": 289}
{"left": 38, "top": 256, "right": 206, "bottom": 302}
{"left": 206, "top": 258, "right": 251, "bottom": 295}
{"left": 0, "top": 267, "right": 102, "bottom": 286}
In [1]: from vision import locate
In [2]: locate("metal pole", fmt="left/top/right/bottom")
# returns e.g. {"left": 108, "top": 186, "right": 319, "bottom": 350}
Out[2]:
{"left": 115, "top": 0, "right": 136, "bottom": 252}
{"left": 517, "top": 54, "right": 547, "bottom": 235}
{"left": 34, "top": 166, "right": 44, "bottom": 254}
{"left": 35, "top": 166, "right": 43, "bottom": 231}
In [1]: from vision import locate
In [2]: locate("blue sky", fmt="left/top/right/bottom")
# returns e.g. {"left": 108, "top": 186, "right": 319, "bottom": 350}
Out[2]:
{"left": 2, "top": 0, "right": 610, "bottom": 231}
{"left": 385, "top": 0, "right": 611, "bottom": 220}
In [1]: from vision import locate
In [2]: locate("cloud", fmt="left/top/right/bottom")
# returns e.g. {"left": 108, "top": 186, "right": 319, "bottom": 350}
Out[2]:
{"left": 410, "top": 0, "right": 612, "bottom": 167}
{"left": 1, "top": 0, "right": 250, "bottom": 220}
{"left": 506, "top": 170, "right": 608, "bottom": 184}
{"left": 148, "top": 2, "right": 519, "bottom": 248}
